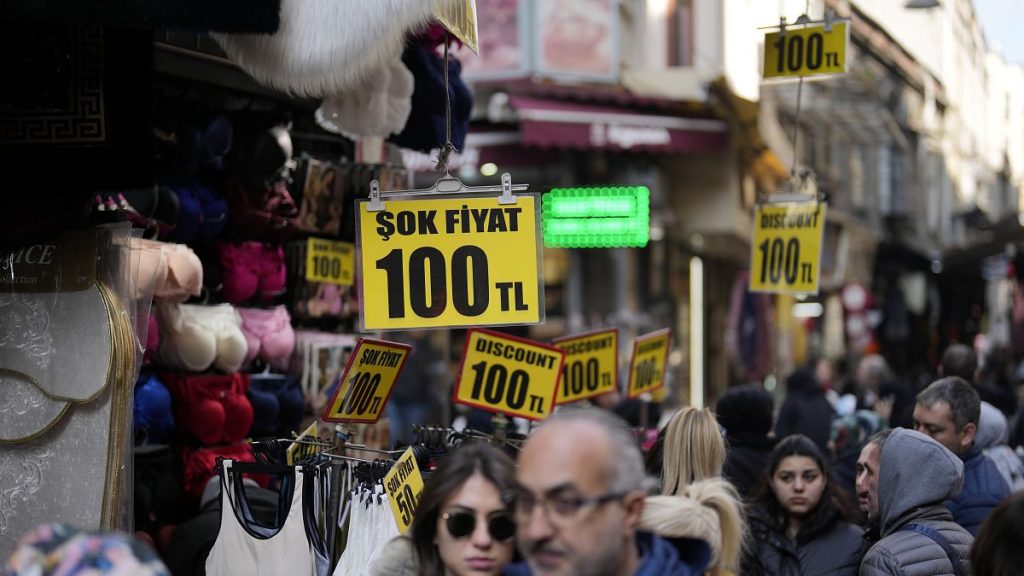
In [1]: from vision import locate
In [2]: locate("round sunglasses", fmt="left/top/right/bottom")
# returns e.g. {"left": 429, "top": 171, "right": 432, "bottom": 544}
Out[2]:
{"left": 442, "top": 511, "right": 516, "bottom": 542}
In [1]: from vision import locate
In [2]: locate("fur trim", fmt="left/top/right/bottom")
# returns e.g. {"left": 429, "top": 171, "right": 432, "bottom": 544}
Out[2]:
{"left": 213, "top": 0, "right": 447, "bottom": 97}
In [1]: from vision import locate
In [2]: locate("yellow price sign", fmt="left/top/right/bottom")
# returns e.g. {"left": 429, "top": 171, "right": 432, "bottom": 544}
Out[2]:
{"left": 358, "top": 195, "right": 542, "bottom": 330}
{"left": 552, "top": 329, "right": 618, "bottom": 404}
{"left": 436, "top": 0, "right": 479, "bottom": 54}
{"left": 749, "top": 202, "right": 827, "bottom": 294}
{"left": 763, "top": 22, "right": 848, "bottom": 79}
{"left": 306, "top": 237, "right": 355, "bottom": 286}
{"left": 322, "top": 338, "right": 411, "bottom": 424}
{"left": 454, "top": 329, "right": 565, "bottom": 421}
{"left": 627, "top": 329, "right": 671, "bottom": 399}
{"left": 384, "top": 447, "right": 425, "bottom": 534}
{"left": 286, "top": 422, "right": 321, "bottom": 466}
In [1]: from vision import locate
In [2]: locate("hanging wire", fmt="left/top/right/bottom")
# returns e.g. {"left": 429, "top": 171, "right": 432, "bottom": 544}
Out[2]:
{"left": 435, "top": 31, "right": 457, "bottom": 174}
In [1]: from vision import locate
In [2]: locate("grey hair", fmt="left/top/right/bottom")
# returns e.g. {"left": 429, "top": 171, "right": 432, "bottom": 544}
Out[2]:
{"left": 544, "top": 406, "right": 652, "bottom": 493}
{"left": 866, "top": 428, "right": 893, "bottom": 449}
{"left": 858, "top": 354, "right": 892, "bottom": 386}
{"left": 917, "top": 376, "right": 981, "bottom": 431}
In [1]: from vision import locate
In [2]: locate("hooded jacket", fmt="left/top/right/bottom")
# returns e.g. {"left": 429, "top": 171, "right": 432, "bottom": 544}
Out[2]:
{"left": 975, "top": 401, "right": 1024, "bottom": 492}
{"left": 775, "top": 370, "right": 835, "bottom": 455}
{"left": 947, "top": 443, "right": 1011, "bottom": 535}
{"left": 860, "top": 429, "right": 973, "bottom": 576}
{"left": 745, "top": 506, "right": 864, "bottom": 576}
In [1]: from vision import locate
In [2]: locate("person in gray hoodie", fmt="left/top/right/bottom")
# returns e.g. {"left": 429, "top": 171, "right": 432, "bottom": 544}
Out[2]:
{"left": 976, "top": 401, "right": 1024, "bottom": 492}
{"left": 859, "top": 428, "right": 973, "bottom": 576}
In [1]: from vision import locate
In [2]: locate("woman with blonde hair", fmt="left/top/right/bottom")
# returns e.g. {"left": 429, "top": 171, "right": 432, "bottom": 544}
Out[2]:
{"left": 641, "top": 478, "right": 746, "bottom": 576}
{"left": 658, "top": 406, "right": 727, "bottom": 495}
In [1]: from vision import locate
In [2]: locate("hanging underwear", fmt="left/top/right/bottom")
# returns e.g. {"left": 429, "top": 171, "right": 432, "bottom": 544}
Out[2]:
{"left": 217, "top": 242, "right": 287, "bottom": 305}
{"left": 156, "top": 303, "right": 249, "bottom": 373}
{"left": 238, "top": 305, "right": 295, "bottom": 372}
{"left": 161, "top": 372, "right": 254, "bottom": 447}
{"left": 132, "top": 238, "right": 203, "bottom": 303}
{"left": 134, "top": 373, "right": 176, "bottom": 446}
{"left": 247, "top": 374, "right": 305, "bottom": 439}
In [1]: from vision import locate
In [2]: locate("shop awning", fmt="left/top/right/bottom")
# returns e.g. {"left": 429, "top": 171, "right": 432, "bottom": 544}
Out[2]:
{"left": 509, "top": 96, "right": 728, "bottom": 154}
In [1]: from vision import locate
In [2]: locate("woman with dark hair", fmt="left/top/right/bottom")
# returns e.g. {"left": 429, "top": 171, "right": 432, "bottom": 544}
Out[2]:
{"left": 370, "top": 442, "right": 517, "bottom": 576}
{"left": 970, "top": 492, "right": 1024, "bottom": 576}
{"left": 742, "top": 435, "right": 865, "bottom": 576}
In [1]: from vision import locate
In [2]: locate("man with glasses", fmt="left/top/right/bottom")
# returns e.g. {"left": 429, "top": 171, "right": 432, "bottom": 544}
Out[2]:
{"left": 505, "top": 408, "right": 710, "bottom": 576}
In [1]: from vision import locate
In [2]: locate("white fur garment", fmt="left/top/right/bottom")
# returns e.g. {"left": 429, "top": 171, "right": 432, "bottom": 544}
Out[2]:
{"left": 213, "top": 0, "right": 451, "bottom": 98}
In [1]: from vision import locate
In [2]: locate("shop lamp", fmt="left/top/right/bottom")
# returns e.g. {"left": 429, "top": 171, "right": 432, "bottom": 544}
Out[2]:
{"left": 542, "top": 186, "right": 650, "bottom": 248}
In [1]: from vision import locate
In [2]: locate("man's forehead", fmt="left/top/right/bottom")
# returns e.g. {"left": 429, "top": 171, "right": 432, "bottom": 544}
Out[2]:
{"left": 916, "top": 400, "right": 954, "bottom": 422}
{"left": 858, "top": 442, "right": 880, "bottom": 465}
{"left": 517, "top": 420, "right": 614, "bottom": 488}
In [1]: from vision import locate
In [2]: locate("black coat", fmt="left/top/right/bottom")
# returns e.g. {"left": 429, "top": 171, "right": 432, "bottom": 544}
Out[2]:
{"left": 775, "top": 370, "right": 834, "bottom": 455}
{"left": 744, "top": 507, "right": 865, "bottom": 576}
{"left": 722, "top": 439, "right": 774, "bottom": 500}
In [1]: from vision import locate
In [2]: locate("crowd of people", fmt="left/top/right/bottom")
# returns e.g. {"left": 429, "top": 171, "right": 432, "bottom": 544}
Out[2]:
{"left": 6, "top": 342, "right": 1024, "bottom": 575}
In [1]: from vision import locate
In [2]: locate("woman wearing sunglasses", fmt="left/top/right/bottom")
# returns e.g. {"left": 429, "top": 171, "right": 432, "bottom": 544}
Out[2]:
{"left": 405, "top": 442, "right": 517, "bottom": 576}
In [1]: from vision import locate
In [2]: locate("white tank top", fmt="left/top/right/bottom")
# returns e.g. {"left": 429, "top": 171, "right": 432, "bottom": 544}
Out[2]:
{"left": 206, "top": 460, "right": 317, "bottom": 576}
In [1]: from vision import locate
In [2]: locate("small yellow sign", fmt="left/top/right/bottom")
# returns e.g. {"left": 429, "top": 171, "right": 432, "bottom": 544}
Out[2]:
{"left": 749, "top": 202, "right": 827, "bottom": 294}
{"left": 454, "top": 329, "right": 565, "bottom": 421}
{"left": 552, "top": 329, "right": 618, "bottom": 404}
{"left": 627, "top": 329, "right": 671, "bottom": 399}
{"left": 384, "top": 447, "right": 425, "bottom": 534}
{"left": 763, "top": 22, "right": 848, "bottom": 79}
{"left": 306, "top": 237, "right": 355, "bottom": 286}
{"left": 358, "top": 195, "right": 542, "bottom": 330}
{"left": 436, "top": 0, "right": 479, "bottom": 54}
{"left": 286, "top": 422, "right": 321, "bottom": 466}
{"left": 322, "top": 338, "right": 411, "bottom": 424}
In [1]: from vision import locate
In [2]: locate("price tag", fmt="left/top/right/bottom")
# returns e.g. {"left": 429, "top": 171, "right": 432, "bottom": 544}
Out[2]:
{"left": 627, "top": 329, "right": 671, "bottom": 399}
{"left": 552, "top": 328, "right": 618, "bottom": 404}
{"left": 358, "top": 195, "right": 543, "bottom": 330}
{"left": 749, "top": 202, "right": 826, "bottom": 294}
{"left": 306, "top": 237, "right": 355, "bottom": 286}
{"left": 286, "top": 422, "right": 321, "bottom": 466}
{"left": 454, "top": 329, "right": 565, "bottom": 421}
{"left": 763, "top": 22, "right": 848, "bottom": 79}
{"left": 384, "top": 447, "right": 425, "bottom": 534}
{"left": 436, "top": 0, "right": 479, "bottom": 54}
{"left": 321, "top": 338, "right": 411, "bottom": 424}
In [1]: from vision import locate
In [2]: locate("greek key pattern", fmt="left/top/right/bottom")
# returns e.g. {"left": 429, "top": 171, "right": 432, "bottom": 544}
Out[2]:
{"left": 0, "top": 448, "right": 53, "bottom": 537}
{"left": 0, "top": 27, "right": 105, "bottom": 144}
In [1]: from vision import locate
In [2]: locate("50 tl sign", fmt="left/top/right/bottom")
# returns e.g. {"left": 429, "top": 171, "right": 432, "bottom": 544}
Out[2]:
{"left": 358, "top": 195, "right": 543, "bottom": 330}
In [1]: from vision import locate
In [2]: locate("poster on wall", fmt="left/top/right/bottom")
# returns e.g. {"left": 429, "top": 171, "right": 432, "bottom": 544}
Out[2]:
{"left": 458, "top": 0, "right": 529, "bottom": 80}
{"left": 534, "top": 0, "right": 619, "bottom": 82}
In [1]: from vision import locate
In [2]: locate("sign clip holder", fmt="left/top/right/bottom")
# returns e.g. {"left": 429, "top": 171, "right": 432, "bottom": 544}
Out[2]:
{"left": 365, "top": 173, "right": 529, "bottom": 212}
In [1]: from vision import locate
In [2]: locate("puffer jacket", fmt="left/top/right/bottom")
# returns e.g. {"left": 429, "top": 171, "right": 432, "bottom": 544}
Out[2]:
{"left": 745, "top": 506, "right": 864, "bottom": 576}
{"left": 976, "top": 401, "right": 1024, "bottom": 492}
{"left": 946, "top": 444, "right": 1010, "bottom": 535}
{"left": 860, "top": 429, "right": 974, "bottom": 576}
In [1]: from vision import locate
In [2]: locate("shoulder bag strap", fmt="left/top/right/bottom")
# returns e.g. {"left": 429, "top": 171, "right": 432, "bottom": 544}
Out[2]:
{"left": 899, "top": 523, "right": 966, "bottom": 576}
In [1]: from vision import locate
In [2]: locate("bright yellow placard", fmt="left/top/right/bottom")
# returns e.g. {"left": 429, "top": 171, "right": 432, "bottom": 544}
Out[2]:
{"left": 749, "top": 202, "right": 827, "bottom": 294}
{"left": 627, "top": 329, "right": 671, "bottom": 399}
{"left": 552, "top": 329, "right": 618, "bottom": 404}
{"left": 454, "top": 329, "right": 565, "bottom": 421}
{"left": 286, "top": 422, "right": 320, "bottom": 466}
{"left": 436, "top": 0, "right": 479, "bottom": 54}
{"left": 384, "top": 447, "right": 425, "bottom": 534}
{"left": 358, "top": 195, "right": 542, "bottom": 330}
{"left": 306, "top": 237, "right": 355, "bottom": 286}
{"left": 322, "top": 338, "right": 411, "bottom": 424}
{"left": 763, "top": 22, "right": 848, "bottom": 79}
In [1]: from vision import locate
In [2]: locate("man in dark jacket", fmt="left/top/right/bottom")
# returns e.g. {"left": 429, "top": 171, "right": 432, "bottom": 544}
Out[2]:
{"left": 913, "top": 377, "right": 1010, "bottom": 534}
{"left": 859, "top": 428, "right": 973, "bottom": 575}
{"left": 507, "top": 407, "right": 710, "bottom": 576}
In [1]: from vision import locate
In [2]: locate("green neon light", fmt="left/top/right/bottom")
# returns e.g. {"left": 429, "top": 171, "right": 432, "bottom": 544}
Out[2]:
{"left": 542, "top": 186, "right": 650, "bottom": 248}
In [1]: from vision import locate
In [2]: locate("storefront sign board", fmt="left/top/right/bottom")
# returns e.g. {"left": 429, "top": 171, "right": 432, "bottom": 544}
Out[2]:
{"left": 552, "top": 328, "right": 618, "bottom": 403}
{"left": 749, "top": 202, "right": 827, "bottom": 294}
{"left": 357, "top": 195, "right": 543, "bottom": 330}
{"left": 454, "top": 329, "right": 565, "bottom": 420}
{"left": 322, "top": 338, "right": 411, "bottom": 424}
